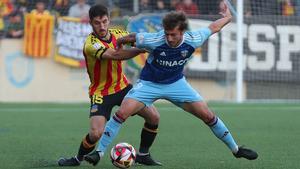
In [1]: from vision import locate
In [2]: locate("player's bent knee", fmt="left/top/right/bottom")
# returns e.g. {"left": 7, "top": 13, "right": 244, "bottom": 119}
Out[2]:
{"left": 149, "top": 112, "right": 160, "bottom": 124}
{"left": 115, "top": 110, "right": 130, "bottom": 122}
{"left": 147, "top": 106, "right": 160, "bottom": 123}
{"left": 89, "top": 129, "right": 104, "bottom": 141}
{"left": 198, "top": 109, "right": 215, "bottom": 124}
{"left": 204, "top": 115, "right": 217, "bottom": 126}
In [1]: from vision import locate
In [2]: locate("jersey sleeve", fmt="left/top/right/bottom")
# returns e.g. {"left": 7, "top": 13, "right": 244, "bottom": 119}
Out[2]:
{"left": 119, "top": 30, "right": 130, "bottom": 37}
{"left": 185, "top": 27, "right": 212, "bottom": 49}
{"left": 84, "top": 37, "right": 107, "bottom": 60}
{"left": 110, "top": 29, "right": 129, "bottom": 38}
{"left": 135, "top": 31, "right": 164, "bottom": 51}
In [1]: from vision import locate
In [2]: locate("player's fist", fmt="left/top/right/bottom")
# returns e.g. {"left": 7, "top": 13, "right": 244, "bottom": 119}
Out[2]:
{"left": 219, "top": 0, "right": 232, "bottom": 18}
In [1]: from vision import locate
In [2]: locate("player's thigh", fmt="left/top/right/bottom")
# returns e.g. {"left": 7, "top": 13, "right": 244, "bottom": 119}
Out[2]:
{"left": 165, "top": 77, "right": 203, "bottom": 104}
{"left": 89, "top": 96, "right": 113, "bottom": 120}
{"left": 89, "top": 85, "right": 132, "bottom": 119}
{"left": 137, "top": 105, "right": 160, "bottom": 125}
{"left": 89, "top": 115, "right": 107, "bottom": 139}
{"left": 125, "top": 80, "right": 159, "bottom": 106}
{"left": 88, "top": 95, "right": 113, "bottom": 139}
{"left": 182, "top": 101, "right": 215, "bottom": 123}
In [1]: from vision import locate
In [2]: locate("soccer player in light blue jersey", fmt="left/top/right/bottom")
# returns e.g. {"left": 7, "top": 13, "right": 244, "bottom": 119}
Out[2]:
{"left": 84, "top": 1, "right": 258, "bottom": 166}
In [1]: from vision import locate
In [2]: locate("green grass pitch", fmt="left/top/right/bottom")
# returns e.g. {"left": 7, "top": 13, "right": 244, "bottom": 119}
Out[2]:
{"left": 1, "top": 102, "right": 300, "bottom": 169}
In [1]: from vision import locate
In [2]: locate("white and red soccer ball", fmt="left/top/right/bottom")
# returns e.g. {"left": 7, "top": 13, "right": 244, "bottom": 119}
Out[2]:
{"left": 110, "top": 142, "right": 136, "bottom": 168}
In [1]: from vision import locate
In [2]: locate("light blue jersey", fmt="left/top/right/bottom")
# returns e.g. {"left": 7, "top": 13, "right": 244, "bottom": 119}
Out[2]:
{"left": 97, "top": 27, "right": 242, "bottom": 157}
{"left": 125, "top": 27, "right": 212, "bottom": 106}
{"left": 136, "top": 27, "right": 212, "bottom": 84}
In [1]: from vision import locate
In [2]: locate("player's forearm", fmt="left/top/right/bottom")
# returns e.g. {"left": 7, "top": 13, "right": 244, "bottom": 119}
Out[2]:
{"left": 209, "top": 15, "right": 232, "bottom": 34}
{"left": 111, "top": 48, "right": 145, "bottom": 60}
{"left": 117, "top": 33, "right": 137, "bottom": 45}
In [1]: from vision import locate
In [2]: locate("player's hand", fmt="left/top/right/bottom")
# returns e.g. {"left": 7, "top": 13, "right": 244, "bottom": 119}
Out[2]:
{"left": 116, "top": 38, "right": 124, "bottom": 49}
{"left": 219, "top": 1, "right": 232, "bottom": 18}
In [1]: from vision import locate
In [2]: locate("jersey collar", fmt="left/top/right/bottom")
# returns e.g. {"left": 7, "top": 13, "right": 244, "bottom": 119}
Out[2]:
{"left": 165, "top": 36, "right": 185, "bottom": 48}
{"left": 93, "top": 31, "right": 112, "bottom": 43}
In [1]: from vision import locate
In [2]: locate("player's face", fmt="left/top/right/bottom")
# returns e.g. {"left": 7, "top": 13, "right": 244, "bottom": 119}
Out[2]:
{"left": 164, "top": 26, "right": 184, "bottom": 47}
{"left": 90, "top": 15, "right": 110, "bottom": 38}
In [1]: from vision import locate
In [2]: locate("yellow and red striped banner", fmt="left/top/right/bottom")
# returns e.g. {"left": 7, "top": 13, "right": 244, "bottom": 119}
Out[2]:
{"left": 24, "top": 13, "right": 54, "bottom": 58}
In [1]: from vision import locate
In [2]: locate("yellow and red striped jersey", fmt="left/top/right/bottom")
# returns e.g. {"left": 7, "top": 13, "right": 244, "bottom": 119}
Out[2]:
{"left": 83, "top": 28, "right": 130, "bottom": 96}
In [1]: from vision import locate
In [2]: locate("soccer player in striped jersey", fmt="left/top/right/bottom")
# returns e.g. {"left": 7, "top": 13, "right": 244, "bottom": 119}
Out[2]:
{"left": 84, "top": 1, "right": 258, "bottom": 166}
{"left": 58, "top": 4, "right": 161, "bottom": 166}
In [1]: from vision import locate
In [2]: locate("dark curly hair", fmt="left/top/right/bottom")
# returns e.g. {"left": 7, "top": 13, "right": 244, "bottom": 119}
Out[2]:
{"left": 162, "top": 11, "right": 188, "bottom": 31}
{"left": 89, "top": 4, "right": 109, "bottom": 20}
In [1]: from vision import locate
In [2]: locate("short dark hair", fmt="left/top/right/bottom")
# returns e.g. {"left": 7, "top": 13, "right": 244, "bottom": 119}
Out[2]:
{"left": 9, "top": 10, "right": 21, "bottom": 17}
{"left": 89, "top": 4, "right": 109, "bottom": 20}
{"left": 162, "top": 11, "right": 188, "bottom": 31}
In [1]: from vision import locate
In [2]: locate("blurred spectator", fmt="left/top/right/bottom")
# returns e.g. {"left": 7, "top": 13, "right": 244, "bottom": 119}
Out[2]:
{"left": 280, "top": 0, "right": 295, "bottom": 16}
{"left": 27, "top": 0, "right": 50, "bottom": 12}
{"left": 0, "top": 0, "right": 14, "bottom": 16}
{"left": 5, "top": 11, "right": 24, "bottom": 38}
{"left": 14, "top": 0, "right": 28, "bottom": 14}
{"left": 30, "top": 0, "right": 50, "bottom": 15}
{"left": 0, "top": 0, "right": 14, "bottom": 38}
{"left": 176, "top": 0, "right": 199, "bottom": 16}
{"left": 53, "top": 0, "right": 70, "bottom": 16}
{"left": 153, "top": 0, "right": 169, "bottom": 13}
{"left": 68, "top": 0, "right": 90, "bottom": 19}
{"left": 139, "top": 0, "right": 152, "bottom": 13}
{"left": 169, "top": 0, "right": 180, "bottom": 11}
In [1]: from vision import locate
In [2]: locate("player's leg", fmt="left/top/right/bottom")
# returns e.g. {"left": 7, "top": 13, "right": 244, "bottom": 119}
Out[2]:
{"left": 58, "top": 94, "right": 112, "bottom": 166}
{"left": 182, "top": 101, "right": 258, "bottom": 160}
{"left": 182, "top": 101, "right": 239, "bottom": 151}
{"left": 84, "top": 98, "right": 145, "bottom": 166}
{"left": 58, "top": 117, "right": 107, "bottom": 166}
{"left": 135, "top": 106, "right": 162, "bottom": 165}
{"left": 167, "top": 77, "right": 257, "bottom": 160}
{"left": 85, "top": 80, "right": 158, "bottom": 166}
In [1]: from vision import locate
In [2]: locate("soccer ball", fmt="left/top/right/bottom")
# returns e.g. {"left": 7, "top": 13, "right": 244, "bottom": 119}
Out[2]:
{"left": 110, "top": 142, "right": 136, "bottom": 168}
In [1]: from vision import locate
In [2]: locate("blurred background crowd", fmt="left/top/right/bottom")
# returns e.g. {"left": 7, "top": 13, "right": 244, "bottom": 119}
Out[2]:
{"left": 1, "top": 0, "right": 300, "bottom": 39}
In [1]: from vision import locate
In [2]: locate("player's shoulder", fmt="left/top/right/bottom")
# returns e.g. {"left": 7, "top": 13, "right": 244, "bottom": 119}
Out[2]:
{"left": 184, "top": 28, "right": 212, "bottom": 48}
{"left": 139, "top": 30, "right": 164, "bottom": 37}
{"left": 84, "top": 33, "right": 106, "bottom": 51}
{"left": 137, "top": 30, "right": 164, "bottom": 42}
{"left": 136, "top": 30, "right": 165, "bottom": 48}
{"left": 109, "top": 28, "right": 129, "bottom": 36}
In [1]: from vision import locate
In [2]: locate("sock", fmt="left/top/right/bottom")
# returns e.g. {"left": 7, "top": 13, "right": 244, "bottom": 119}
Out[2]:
{"left": 77, "top": 134, "right": 97, "bottom": 161}
{"left": 96, "top": 114, "right": 124, "bottom": 154}
{"left": 209, "top": 116, "right": 239, "bottom": 153}
{"left": 139, "top": 123, "right": 158, "bottom": 154}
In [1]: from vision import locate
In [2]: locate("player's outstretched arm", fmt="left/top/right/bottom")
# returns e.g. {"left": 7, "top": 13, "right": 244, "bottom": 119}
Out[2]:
{"left": 208, "top": 0, "right": 232, "bottom": 34}
{"left": 116, "top": 33, "right": 137, "bottom": 47}
{"left": 101, "top": 47, "right": 145, "bottom": 60}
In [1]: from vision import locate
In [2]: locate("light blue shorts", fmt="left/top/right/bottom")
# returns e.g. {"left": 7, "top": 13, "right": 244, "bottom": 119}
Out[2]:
{"left": 125, "top": 77, "right": 203, "bottom": 106}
